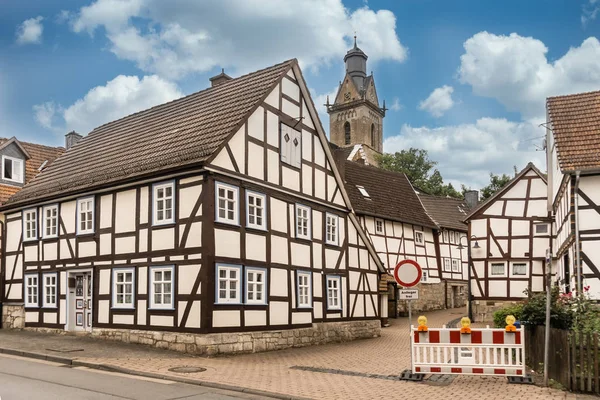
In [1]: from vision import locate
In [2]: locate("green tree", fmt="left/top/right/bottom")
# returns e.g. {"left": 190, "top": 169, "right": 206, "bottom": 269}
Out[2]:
{"left": 480, "top": 172, "right": 512, "bottom": 200}
{"left": 377, "top": 149, "right": 462, "bottom": 199}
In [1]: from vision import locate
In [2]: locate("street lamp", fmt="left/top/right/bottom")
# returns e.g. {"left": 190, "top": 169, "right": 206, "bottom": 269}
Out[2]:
{"left": 457, "top": 235, "right": 480, "bottom": 322}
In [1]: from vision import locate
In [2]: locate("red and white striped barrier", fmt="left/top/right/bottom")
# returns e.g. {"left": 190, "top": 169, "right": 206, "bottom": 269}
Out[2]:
{"left": 411, "top": 326, "right": 526, "bottom": 377}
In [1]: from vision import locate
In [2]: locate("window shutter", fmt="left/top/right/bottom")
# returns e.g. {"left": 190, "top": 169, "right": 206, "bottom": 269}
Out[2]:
{"left": 292, "top": 129, "right": 301, "bottom": 168}
{"left": 14, "top": 159, "right": 23, "bottom": 183}
{"left": 280, "top": 124, "right": 289, "bottom": 164}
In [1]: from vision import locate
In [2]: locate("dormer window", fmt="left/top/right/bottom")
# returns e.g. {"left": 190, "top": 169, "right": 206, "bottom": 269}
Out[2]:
{"left": 356, "top": 185, "right": 370, "bottom": 198}
{"left": 2, "top": 155, "right": 24, "bottom": 184}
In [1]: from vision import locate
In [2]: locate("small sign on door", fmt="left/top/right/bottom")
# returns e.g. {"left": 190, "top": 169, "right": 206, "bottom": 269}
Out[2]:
{"left": 399, "top": 289, "right": 419, "bottom": 300}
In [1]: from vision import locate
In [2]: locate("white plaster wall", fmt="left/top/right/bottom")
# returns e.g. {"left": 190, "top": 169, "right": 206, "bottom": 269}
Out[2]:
{"left": 215, "top": 229, "right": 240, "bottom": 259}
{"left": 246, "top": 233, "right": 266, "bottom": 262}
{"left": 100, "top": 195, "right": 113, "bottom": 229}
{"left": 179, "top": 185, "right": 202, "bottom": 220}
{"left": 152, "top": 228, "right": 175, "bottom": 252}
{"left": 115, "top": 236, "right": 136, "bottom": 255}
{"left": 314, "top": 169, "right": 326, "bottom": 200}
{"left": 282, "top": 76, "right": 300, "bottom": 101}
{"left": 115, "top": 189, "right": 136, "bottom": 233}
{"left": 281, "top": 166, "right": 300, "bottom": 192}
{"left": 270, "top": 236, "right": 288, "bottom": 265}
{"left": 150, "top": 315, "right": 173, "bottom": 327}
{"left": 247, "top": 108, "right": 264, "bottom": 141}
{"left": 267, "top": 149, "right": 279, "bottom": 185}
{"left": 269, "top": 302, "right": 288, "bottom": 325}
{"left": 291, "top": 242, "right": 310, "bottom": 267}
{"left": 505, "top": 201, "right": 525, "bottom": 217}
{"left": 248, "top": 142, "right": 264, "bottom": 180}
{"left": 266, "top": 110, "right": 278, "bottom": 148}
{"left": 139, "top": 187, "right": 149, "bottom": 225}
{"left": 61, "top": 201, "right": 76, "bottom": 234}
{"left": 245, "top": 310, "right": 267, "bottom": 326}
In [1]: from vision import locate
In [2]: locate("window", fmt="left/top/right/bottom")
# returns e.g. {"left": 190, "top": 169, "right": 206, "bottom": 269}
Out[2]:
{"left": 2, "top": 155, "right": 24, "bottom": 183}
{"left": 215, "top": 182, "right": 239, "bottom": 225}
{"left": 42, "top": 205, "right": 58, "bottom": 239}
{"left": 149, "top": 266, "right": 174, "bottom": 309}
{"left": 77, "top": 197, "right": 94, "bottom": 235}
{"left": 452, "top": 259, "right": 460, "bottom": 272}
{"left": 449, "top": 231, "right": 455, "bottom": 244}
{"left": 23, "top": 209, "right": 37, "bottom": 241}
{"left": 297, "top": 271, "right": 312, "bottom": 308}
{"left": 295, "top": 204, "right": 311, "bottom": 239}
{"left": 535, "top": 224, "right": 549, "bottom": 235}
{"left": 113, "top": 268, "right": 135, "bottom": 308}
{"left": 325, "top": 213, "right": 339, "bottom": 245}
{"left": 512, "top": 263, "right": 527, "bottom": 276}
{"left": 370, "top": 124, "right": 375, "bottom": 147}
{"left": 490, "top": 263, "right": 506, "bottom": 277}
{"left": 43, "top": 273, "right": 57, "bottom": 308}
{"left": 344, "top": 121, "right": 351, "bottom": 145}
{"left": 246, "top": 191, "right": 266, "bottom": 230}
{"left": 216, "top": 264, "right": 241, "bottom": 304}
{"left": 442, "top": 230, "right": 448, "bottom": 243}
{"left": 153, "top": 182, "right": 175, "bottom": 226}
{"left": 280, "top": 123, "right": 301, "bottom": 168}
{"left": 356, "top": 185, "right": 370, "bottom": 198}
{"left": 375, "top": 219, "right": 384, "bottom": 234}
{"left": 24, "top": 274, "right": 38, "bottom": 307}
{"left": 414, "top": 230, "right": 424, "bottom": 245}
{"left": 326, "top": 276, "right": 342, "bottom": 310}
{"left": 421, "top": 271, "right": 428, "bottom": 283}
{"left": 444, "top": 258, "right": 451, "bottom": 272}
{"left": 246, "top": 267, "right": 266, "bottom": 305}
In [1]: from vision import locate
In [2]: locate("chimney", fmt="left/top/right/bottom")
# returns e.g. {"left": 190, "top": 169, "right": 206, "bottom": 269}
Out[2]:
{"left": 65, "top": 131, "right": 83, "bottom": 150}
{"left": 464, "top": 190, "right": 479, "bottom": 210}
{"left": 209, "top": 68, "right": 232, "bottom": 87}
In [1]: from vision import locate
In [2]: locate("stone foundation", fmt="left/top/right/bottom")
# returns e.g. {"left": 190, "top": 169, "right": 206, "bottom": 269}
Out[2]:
{"left": 446, "top": 282, "right": 467, "bottom": 309}
{"left": 472, "top": 300, "right": 521, "bottom": 323}
{"left": 1, "top": 304, "right": 25, "bottom": 329}
{"left": 397, "top": 282, "right": 446, "bottom": 314}
{"left": 25, "top": 320, "right": 381, "bottom": 356}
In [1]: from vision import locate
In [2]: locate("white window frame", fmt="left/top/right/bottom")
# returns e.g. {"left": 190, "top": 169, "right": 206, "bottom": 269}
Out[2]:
{"left": 76, "top": 196, "right": 95, "bottom": 235}
{"left": 42, "top": 204, "right": 59, "bottom": 239}
{"left": 215, "top": 181, "right": 239, "bottom": 225}
{"left": 490, "top": 262, "right": 507, "bottom": 277}
{"left": 356, "top": 185, "right": 370, "bottom": 198}
{"left": 149, "top": 266, "right": 174, "bottom": 310}
{"left": 534, "top": 223, "right": 549, "bottom": 235}
{"left": 326, "top": 275, "right": 342, "bottom": 311}
{"left": 23, "top": 208, "right": 37, "bottom": 241}
{"left": 511, "top": 262, "right": 528, "bottom": 277}
{"left": 153, "top": 181, "right": 176, "bottom": 226}
{"left": 414, "top": 230, "right": 424, "bottom": 246}
{"left": 449, "top": 231, "right": 456, "bottom": 244}
{"left": 246, "top": 190, "right": 267, "bottom": 230}
{"left": 2, "top": 155, "right": 24, "bottom": 184}
{"left": 442, "top": 230, "right": 448, "bottom": 243}
{"left": 24, "top": 274, "right": 38, "bottom": 307}
{"left": 295, "top": 204, "right": 311, "bottom": 240}
{"left": 296, "top": 271, "right": 312, "bottom": 308}
{"left": 443, "top": 258, "right": 451, "bottom": 272}
{"left": 325, "top": 213, "right": 339, "bottom": 246}
{"left": 112, "top": 268, "right": 135, "bottom": 309}
{"left": 452, "top": 259, "right": 460, "bottom": 273}
{"left": 42, "top": 273, "right": 57, "bottom": 308}
{"left": 375, "top": 219, "right": 384, "bottom": 234}
{"left": 215, "top": 264, "right": 242, "bottom": 304}
{"left": 245, "top": 267, "right": 267, "bottom": 305}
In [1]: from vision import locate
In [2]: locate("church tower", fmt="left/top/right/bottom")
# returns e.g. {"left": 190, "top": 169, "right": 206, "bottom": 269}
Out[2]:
{"left": 327, "top": 37, "right": 386, "bottom": 154}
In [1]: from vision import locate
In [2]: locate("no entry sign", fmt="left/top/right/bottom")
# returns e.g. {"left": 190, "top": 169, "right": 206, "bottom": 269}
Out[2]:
{"left": 393, "top": 260, "right": 422, "bottom": 288}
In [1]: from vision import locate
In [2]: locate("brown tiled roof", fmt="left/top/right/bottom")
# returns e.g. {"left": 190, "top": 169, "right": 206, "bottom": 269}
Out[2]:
{"left": 547, "top": 90, "right": 600, "bottom": 172}
{"left": 4, "top": 60, "right": 295, "bottom": 208}
{"left": 418, "top": 194, "right": 469, "bottom": 232}
{"left": 340, "top": 160, "right": 437, "bottom": 228}
{"left": 0, "top": 138, "right": 64, "bottom": 205}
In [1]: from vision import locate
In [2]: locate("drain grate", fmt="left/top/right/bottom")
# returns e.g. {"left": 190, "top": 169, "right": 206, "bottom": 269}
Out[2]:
{"left": 168, "top": 366, "right": 207, "bottom": 374}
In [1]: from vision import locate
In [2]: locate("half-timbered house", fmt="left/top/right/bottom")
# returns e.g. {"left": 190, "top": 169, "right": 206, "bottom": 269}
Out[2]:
{"left": 546, "top": 90, "right": 600, "bottom": 299}
{"left": 419, "top": 194, "right": 470, "bottom": 308}
{"left": 0, "top": 59, "right": 385, "bottom": 354}
{"left": 464, "top": 163, "right": 551, "bottom": 321}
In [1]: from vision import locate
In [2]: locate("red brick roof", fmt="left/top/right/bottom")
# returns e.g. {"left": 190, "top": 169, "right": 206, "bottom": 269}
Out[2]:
{"left": 547, "top": 90, "right": 600, "bottom": 172}
{"left": 4, "top": 60, "right": 295, "bottom": 208}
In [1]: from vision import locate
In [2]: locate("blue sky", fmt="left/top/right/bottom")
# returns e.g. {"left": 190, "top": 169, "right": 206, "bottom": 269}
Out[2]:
{"left": 1, "top": 0, "right": 600, "bottom": 189}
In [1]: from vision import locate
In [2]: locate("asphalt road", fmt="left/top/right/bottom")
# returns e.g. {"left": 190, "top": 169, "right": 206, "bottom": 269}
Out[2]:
{"left": 0, "top": 354, "right": 265, "bottom": 400}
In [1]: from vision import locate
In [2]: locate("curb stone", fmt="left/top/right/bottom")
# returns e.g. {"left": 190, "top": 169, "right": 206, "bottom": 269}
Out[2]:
{"left": 0, "top": 346, "right": 311, "bottom": 400}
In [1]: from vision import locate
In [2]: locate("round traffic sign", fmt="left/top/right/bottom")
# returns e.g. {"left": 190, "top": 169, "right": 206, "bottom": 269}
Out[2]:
{"left": 393, "top": 260, "right": 422, "bottom": 287}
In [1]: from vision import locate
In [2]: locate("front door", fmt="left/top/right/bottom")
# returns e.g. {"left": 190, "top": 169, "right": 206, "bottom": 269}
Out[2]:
{"left": 67, "top": 271, "right": 93, "bottom": 332}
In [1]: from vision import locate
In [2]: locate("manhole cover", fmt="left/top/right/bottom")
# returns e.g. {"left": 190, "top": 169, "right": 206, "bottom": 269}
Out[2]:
{"left": 168, "top": 366, "right": 206, "bottom": 374}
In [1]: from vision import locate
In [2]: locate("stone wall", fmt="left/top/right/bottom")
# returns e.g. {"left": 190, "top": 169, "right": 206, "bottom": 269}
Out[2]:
{"left": 446, "top": 282, "right": 467, "bottom": 308}
{"left": 472, "top": 300, "right": 520, "bottom": 323}
{"left": 2, "top": 304, "right": 24, "bottom": 329}
{"left": 25, "top": 320, "right": 381, "bottom": 356}
{"left": 397, "top": 282, "right": 446, "bottom": 314}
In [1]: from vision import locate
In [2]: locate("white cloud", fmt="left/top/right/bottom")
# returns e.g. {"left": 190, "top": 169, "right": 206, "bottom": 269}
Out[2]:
{"left": 459, "top": 32, "right": 600, "bottom": 120}
{"left": 34, "top": 75, "right": 183, "bottom": 135}
{"left": 582, "top": 0, "right": 600, "bottom": 26}
{"left": 383, "top": 118, "right": 546, "bottom": 189}
{"left": 70, "top": 0, "right": 407, "bottom": 80}
{"left": 418, "top": 85, "right": 454, "bottom": 117}
{"left": 312, "top": 86, "right": 339, "bottom": 136}
{"left": 389, "top": 97, "right": 402, "bottom": 111}
{"left": 16, "top": 16, "right": 44, "bottom": 45}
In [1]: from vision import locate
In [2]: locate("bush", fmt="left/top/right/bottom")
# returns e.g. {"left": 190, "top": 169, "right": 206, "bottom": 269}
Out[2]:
{"left": 521, "top": 286, "right": 573, "bottom": 329}
{"left": 493, "top": 303, "right": 524, "bottom": 328}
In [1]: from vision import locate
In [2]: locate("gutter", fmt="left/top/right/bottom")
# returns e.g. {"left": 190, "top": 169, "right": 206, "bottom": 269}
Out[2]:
{"left": 574, "top": 171, "right": 582, "bottom": 293}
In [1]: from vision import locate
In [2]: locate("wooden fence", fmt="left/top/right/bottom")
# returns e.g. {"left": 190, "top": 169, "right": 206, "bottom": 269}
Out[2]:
{"left": 526, "top": 325, "right": 600, "bottom": 394}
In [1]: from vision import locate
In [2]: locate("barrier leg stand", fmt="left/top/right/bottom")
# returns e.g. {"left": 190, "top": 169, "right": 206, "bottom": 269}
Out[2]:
{"left": 400, "top": 302, "right": 425, "bottom": 382}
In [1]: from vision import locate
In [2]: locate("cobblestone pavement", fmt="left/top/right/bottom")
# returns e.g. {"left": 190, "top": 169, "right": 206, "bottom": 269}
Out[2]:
{"left": 0, "top": 308, "right": 582, "bottom": 399}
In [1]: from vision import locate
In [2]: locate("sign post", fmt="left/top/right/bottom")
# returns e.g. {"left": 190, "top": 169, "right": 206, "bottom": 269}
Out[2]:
{"left": 393, "top": 260, "right": 422, "bottom": 331}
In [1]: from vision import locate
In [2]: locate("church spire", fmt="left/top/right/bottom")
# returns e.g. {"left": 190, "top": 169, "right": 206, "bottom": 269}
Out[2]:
{"left": 344, "top": 35, "right": 368, "bottom": 91}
